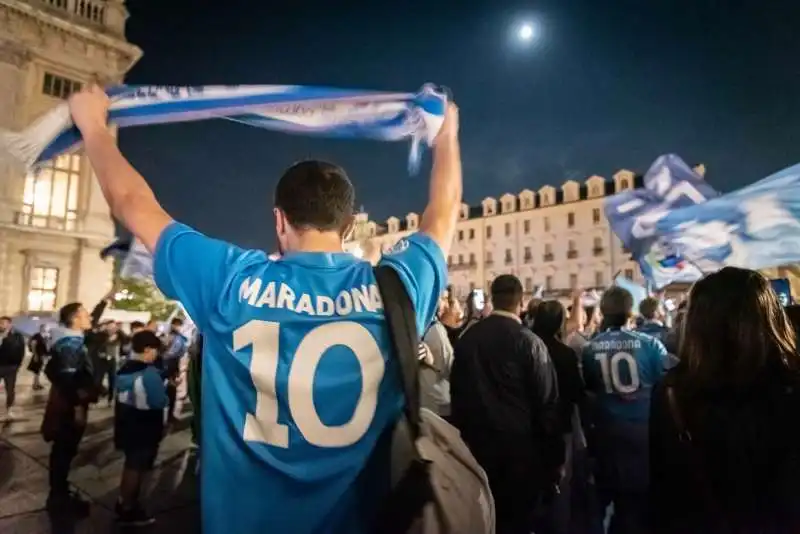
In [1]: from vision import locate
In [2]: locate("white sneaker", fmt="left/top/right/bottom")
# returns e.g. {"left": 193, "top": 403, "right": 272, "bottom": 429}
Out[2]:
{"left": 5, "top": 408, "right": 17, "bottom": 421}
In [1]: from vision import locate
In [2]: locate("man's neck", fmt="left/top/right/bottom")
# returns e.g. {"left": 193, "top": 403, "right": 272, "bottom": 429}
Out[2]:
{"left": 288, "top": 231, "right": 343, "bottom": 253}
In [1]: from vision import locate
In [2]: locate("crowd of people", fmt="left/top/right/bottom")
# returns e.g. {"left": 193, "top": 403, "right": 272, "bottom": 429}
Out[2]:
{"left": 1, "top": 85, "right": 799, "bottom": 533}
{"left": 0, "top": 297, "right": 200, "bottom": 527}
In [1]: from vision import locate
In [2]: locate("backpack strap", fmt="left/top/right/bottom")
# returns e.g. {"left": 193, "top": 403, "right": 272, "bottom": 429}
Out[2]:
{"left": 373, "top": 265, "right": 433, "bottom": 534}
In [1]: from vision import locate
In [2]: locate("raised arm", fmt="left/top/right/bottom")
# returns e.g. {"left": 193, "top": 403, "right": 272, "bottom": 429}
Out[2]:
{"left": 68, "top": 86, "right": 173, "bottom": 253}
{"left": 418, "top": 104, "right": 461, "bottom": 257}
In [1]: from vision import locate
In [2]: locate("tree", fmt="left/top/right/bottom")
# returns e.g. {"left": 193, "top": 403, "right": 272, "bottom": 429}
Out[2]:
{"left": 112, "top": 277, "right": 176, "bottom": 321}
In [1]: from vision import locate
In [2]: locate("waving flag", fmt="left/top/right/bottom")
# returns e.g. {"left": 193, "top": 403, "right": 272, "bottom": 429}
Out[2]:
{"left": 0, "top": 84, "right": 447, "bottom": 175}
{"left": 613, "top": 274, "right": 648, "bottom": 311}
{"left": 119, "top": 239, "right": 154, "bottom": 279}
{"left": 652, "top": 161, "right": 800, "bottom": 277}
{"left": 604, "top": 154, "right": 720, "bottom": 288}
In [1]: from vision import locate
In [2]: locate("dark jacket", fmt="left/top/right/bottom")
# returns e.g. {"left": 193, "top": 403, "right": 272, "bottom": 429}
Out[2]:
{"left": 44, "top": 327, "right": 96, "bottom": 406}
{"left": 451, "top": 312, "right": 562, "bottom": 482}
{"left": 536, "top": 335, "right": 585, "bottom": 437}
{"left": 649, "top": 363, "right": 800, "bottom": 533}
{"left": 0, "top": 329, "right": 26, "bottom": 367}
{"left": 115, "top": 359, "right": 167, "bottom": 452}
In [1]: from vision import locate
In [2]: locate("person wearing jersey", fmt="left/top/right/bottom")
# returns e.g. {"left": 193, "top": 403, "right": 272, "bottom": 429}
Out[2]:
{"left": 67, "top": 86, "right": 461, "bottom": 534}
{"left": 582, "top": 287, "right": 669, "bottom": 534}
{"left": 636, "top": 297, "right": 668, "bottom": 344}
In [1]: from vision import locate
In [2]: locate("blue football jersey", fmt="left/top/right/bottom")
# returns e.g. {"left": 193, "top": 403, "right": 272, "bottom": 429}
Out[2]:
{"left": 581, "top": 328, "right": 669, "bottom": 422}
{"left": 153, "top": 223, "right": 447, "bottom": 534}
{"left": 636, "top": 320, "right": 669, "bottom": 344}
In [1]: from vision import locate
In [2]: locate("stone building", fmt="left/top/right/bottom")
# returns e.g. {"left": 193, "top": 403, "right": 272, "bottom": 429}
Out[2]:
{"left": 345, "top": 165, "right": 708, "bottom": 302}
{"left": 0, "top": 0, "right": 141, "bottom": 315}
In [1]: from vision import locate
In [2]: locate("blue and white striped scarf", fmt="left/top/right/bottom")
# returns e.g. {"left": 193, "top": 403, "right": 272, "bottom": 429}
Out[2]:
{"left": 0, "top": 84, "right": 447, "bottom": 174}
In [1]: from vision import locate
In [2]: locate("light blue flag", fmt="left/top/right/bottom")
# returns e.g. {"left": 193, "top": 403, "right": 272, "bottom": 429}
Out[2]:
{"left": 119, "top": 238, "right": 154, "bottom": 279}
{"left": 653, "top": 161, "right": 800, "bottom": 276}
{"left": 0, "top": 84, "right": 446, "bottom": 175}
{"left": 604, "top": 154, "right": 720, "bottom": 288}
{"left": 614, "top": 274, "right": 648, "bottom": 312}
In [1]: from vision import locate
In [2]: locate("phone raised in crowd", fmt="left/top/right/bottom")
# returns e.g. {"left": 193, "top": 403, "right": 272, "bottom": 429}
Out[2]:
{"left": 471, "top": 289, "right": 485, "bottom": 312}
{"left": 770, "top": 278, "right": 793, "bottom": 307}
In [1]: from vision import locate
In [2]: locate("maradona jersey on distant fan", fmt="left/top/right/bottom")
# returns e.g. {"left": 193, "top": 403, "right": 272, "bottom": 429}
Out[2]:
{"left": 153, "top": 222, "right": 447, "bottom": 534}
{"left": 581, "top": 327, "right": 669, "bottom": 423}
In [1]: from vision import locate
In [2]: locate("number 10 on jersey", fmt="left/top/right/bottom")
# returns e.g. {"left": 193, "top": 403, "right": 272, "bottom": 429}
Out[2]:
{"left": 234, "top": 320, "right": 385, "bottom": 449}
{"left": 594, "top": 351, "right": 640, "bottom": 394}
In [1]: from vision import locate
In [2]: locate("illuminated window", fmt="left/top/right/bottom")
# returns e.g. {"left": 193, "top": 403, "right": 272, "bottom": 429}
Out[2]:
{"left": 28, "top": 267, "right": 59, "bottom": 312}
{"left": 42, "top": 72, "right": 82, "bottom": 99}
{"left": 20, "top": 154, "right": 81, "bottom": 231}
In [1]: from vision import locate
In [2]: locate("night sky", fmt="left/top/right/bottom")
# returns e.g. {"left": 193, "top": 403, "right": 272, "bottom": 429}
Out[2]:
{"left": 120, "top": 0, "right": 800, "bottom": 249}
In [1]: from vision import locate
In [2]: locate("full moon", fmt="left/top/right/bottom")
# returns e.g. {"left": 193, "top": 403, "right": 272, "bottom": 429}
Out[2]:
{"left": 518, "top": 23, "right": 534, "bottom": 41}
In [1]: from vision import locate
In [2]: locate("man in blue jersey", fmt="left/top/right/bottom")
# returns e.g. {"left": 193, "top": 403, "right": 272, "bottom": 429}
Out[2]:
{"left": 582, "top": 287, "right": 669, "bottom": 534}
{"left": 636, "top": 297, "right": 668, "bottom": 344}
{"left": 68, "top": 86, "right": 461, "bottom": 533}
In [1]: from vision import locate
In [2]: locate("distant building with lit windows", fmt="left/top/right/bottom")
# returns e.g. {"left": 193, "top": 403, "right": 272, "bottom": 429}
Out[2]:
{"left": 345, "top": 165, "right": 708, "bottom": 302}
{"left": 0, "top": 0, "right": 141, "bottom": 315}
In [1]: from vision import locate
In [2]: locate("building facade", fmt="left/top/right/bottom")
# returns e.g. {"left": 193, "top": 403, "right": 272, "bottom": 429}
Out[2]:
{"left": 345, "top": 165, "right": 707, "bottom": 301}
{"left": 0, "top": 0, "right": 141, "bottom": 315}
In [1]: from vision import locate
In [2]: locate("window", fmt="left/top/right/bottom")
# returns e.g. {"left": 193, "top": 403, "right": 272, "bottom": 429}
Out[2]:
{"left": 20, "top": 154, "right": 81, "bottom": 231}
{"left": 591, "top": 185, "right": 600, "bottom": 196}
{"left": 545, "top": 243, "right": 552, "bottom": 255}
{"left": 524, "top": 246, "right": 532, "bottom": 262}
{"left": 447, "top": 255, "right": 452, "bottom": 266}
{"left": 28, "top": 267, "right": 59, "bottom": 312}
{"left": 595, "top": 271, "right": 604, "bottom": 287}
{"left": 458, "top": 230, "right": 463, "bottom": 241}
{"left": 570, "top": 273, "right": 578, "bottom": 288}
{"left": 469, "top": 228, "right": 475, "bottom": 240}
{"left": 469, "top": 253, "right": 475, "bottom": 265}
{"left": 505, "top": 222, "right": 511, "bottom": 236}
{"left": 544, "top": 217, "right": 551, "bottom": 232}
{"left": 567, "top": 212, "right": 575, "bottom": 228}
{"left": 567, "top": 240, "right": 578, "bottom": 259}
{"left": 546, "top": 275, "right": 553, "bottom": 290}
{"left": 73, "top": 0, "right": 105, "bottom": 22}
{"left": 624, "top": 268, "right": 635, "bottom": 279}
{"left": 42, "top": 72, "right": 82, "bottom": 99}
{"left": 458, "top": 254, "right": 463, "bottom": 264}
{"left": 592, "top": 208, "right": 601, "bottom": 224}
{"left": 470, "top": 282, "right": 476, "bottom": 292}
{"left": 593, "top": 236, "right": 604, "bottom": 256}
{"left": 620, "top": 178, "right": 630, "bottom": 189}
{"left": 46, "top": 0, "right": 69, "bottom": 9}
{"left": 505, "top": 249, "right": 513, "bottom": 264}
{"left": 525, "top": 277, "right": 533, "bottom": 291}
{"left": 486, "top": 225, "right": 492, "bottom": 238}
{"left": 523, "top": 220, "right": 530, "bottom": 234}
{"left": 486, "top": 251, "right": 493, "bottom": 264}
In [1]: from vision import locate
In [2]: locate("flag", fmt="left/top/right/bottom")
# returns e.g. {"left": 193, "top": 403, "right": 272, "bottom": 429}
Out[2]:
{"left": 613, "top": 275, "right": 648, "bottom": 312}
{"left": 99, "top": 238, "right": 131, "bottom": 260}
{"left": 604, "top": 154, "right": 720, "bottom": 288}
{"left": 652, "top": 161, "right": 800, "bottom": 278}
{"left": 0, "top": 84, "right": 447, "bottom": 175}
{"left": 119, "top": 239, "right": 154, "bottom": 279}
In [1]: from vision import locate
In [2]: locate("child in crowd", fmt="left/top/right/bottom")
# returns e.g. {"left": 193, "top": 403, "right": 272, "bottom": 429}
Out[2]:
{"left": 113, "top": 330, "right": 168, "bottom": 527}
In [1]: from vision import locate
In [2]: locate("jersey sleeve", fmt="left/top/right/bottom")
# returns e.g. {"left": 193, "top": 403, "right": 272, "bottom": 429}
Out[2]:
{"left": 649, "top": 337, "right": 670, "bottom": 376}
{"left": 377, "top": 233, "right": 448, "bottom": 335}
{"left": 154, "top": 222, "right": 249, "bottom": 333}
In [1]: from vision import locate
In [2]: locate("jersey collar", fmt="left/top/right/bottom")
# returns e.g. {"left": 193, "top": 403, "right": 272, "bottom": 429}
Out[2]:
{"left": 279, "top": 251, "right": 362, "bottom": 269}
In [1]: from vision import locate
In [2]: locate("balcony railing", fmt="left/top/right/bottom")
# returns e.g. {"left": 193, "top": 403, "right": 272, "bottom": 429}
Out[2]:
{"left": 504, "top": 257, "right": 513, "bottom": 265}
{"left": 15, "top": 212, "right": 78, "bottom": 232}
{"left": 543, "top": 253, "right": 554, "bottom": 262}
{"left": 523, "top": 255, "right": 532, "bottom": 263}
{"left": 567, "top": 250, "right": 578, "bottom": 259}
{"left": 593, "top": 247, "right": 605, "bottom": 256}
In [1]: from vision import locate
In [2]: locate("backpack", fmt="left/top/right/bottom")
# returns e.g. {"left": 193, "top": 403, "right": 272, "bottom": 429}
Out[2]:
{"left": 373, "top": 265, "right": 495, "bottom": 534}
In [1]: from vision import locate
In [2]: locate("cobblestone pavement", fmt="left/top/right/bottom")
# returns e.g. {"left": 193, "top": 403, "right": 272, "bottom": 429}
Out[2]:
{"left": 0, "top": 365, "right": 199, "bottom": 533}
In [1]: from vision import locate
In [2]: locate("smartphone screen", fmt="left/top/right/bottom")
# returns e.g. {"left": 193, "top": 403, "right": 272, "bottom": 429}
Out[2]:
{"left": 472, "top": 289, "right": 485, "bottom": 311}
{"left": 770, "top": 278, "right": 792, "bottom": 307}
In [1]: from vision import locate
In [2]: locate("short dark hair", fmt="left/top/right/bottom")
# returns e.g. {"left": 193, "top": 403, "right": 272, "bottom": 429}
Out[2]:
{"left": 171, "top": 318, "right": 184, "bottom": 328}
{"left": 130, "top": 321, "right": 145, "bottom": 330}
{"left": 59, "top": 302, "right": 83, "bottom": 327}
{"left": 531, "top": 300, "right": 567, "bottom": 341}
{"left": 274, "top": 160, "right": 355, "bottom": 233}
{"left": 132, "top": 330, "right": 163, "bottom": 353}
{"left": 600, "top": 287, "right": 634, "bottom": 328}
{"left": 490, "top": 275, "right": 523, "bottom": 312}
{"left": 639, "top": 297, "right": 660, "bottom": 320}
{"left": 0, "top": 316, "right": 11, "bottom": 322}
